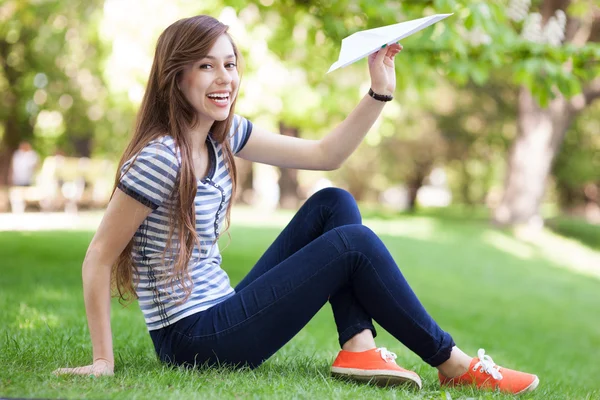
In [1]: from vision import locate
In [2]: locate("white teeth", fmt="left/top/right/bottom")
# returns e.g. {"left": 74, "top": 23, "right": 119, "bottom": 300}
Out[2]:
{"left": 207, "top": 93, "right": 229, "bottom": 99}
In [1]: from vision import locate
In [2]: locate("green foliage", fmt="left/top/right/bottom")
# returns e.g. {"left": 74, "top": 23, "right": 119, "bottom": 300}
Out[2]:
{"left": 0, "top": 0, "right": 114, "bottom": 158}
{"left": 433, "top": 81, "right": 517, "bottom": 204}
{"left": 1, "top": 0, "right": 598, "bottom": 211}
{"left": 228, "top": 0, "right": 599, "bottom": 207}
{"left": 552, "top": 102, "right": 600, "bottom": 208}
{"left": 238, "top": 0, "right": 600, "bottom": 108}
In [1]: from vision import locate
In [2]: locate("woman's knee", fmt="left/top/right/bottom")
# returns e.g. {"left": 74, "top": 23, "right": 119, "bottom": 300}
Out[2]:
{"left": 333, "top": 224, "right": 380, "bottom": 250}
{"left": 310, "top": 187, "right": 357, "bottom": 208}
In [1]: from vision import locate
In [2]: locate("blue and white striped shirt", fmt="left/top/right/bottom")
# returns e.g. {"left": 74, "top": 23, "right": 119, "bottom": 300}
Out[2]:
{"left": 118, "top": 115, "right": 253, "bottom": 330}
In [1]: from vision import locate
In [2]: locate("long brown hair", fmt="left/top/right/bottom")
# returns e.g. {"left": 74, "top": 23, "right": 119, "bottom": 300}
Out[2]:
{"left": 112, "top": 15, "right": 242, "bottom": 303}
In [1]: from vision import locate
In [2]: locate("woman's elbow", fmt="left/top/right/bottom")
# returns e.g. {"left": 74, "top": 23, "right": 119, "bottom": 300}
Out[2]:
{"left": 82, "top": 242, "right": 111, "bottom": 273}
{"left": 323, "top": 161, "right": 342, "bottom": 171}
{"left": 319, "top": 156, "right": 342, "bottom": 171}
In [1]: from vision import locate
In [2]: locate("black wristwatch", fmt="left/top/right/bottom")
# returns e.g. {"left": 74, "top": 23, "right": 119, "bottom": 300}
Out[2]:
{"left": 368, "top": 88, "right": 393, "bottom": 102}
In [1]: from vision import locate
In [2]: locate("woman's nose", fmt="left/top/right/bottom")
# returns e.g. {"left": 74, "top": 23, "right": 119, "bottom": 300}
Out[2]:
{"left": 216, "top": 68, "right": 232, "bottom": 85}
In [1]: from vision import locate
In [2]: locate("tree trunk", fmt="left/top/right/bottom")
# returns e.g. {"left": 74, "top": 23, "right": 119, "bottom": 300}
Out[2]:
{"left": 459, "top": 159, "right": 474, "bottom": 206}
{"left": 556, "top": 180, "right": 582, "bottom": 211}
{"left": 406, "top": 166, "right": 428, "bottom": 212}
{"left": 0, "top": 39, "right": 22, "bottom": 188}
{"left": 278, "top": 122, "right": 300, "bottom": 209}
{"left": 0, "top": 94, "right": 22, "bottom": 187}
{"left": 493, "top": 87, "right": 573, "bottom": 226}
{"left": 346, "top": 170, "right": 368, "bottom": 202}
{"left": 72, "top": 135, "right": 92, "bottom": 157}
{"left": 0, "top": 128, "right": 17, "bottom": 187}
{"left": 235, "top": 158, "right": 254, "bottom": 204}
{"left": 406, "top": 183, "right": 419, "bottom": 212}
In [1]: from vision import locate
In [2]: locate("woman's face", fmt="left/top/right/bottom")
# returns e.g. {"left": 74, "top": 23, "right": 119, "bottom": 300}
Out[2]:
{"left": 179, "top": 34, "right": 239, "bottom": 125}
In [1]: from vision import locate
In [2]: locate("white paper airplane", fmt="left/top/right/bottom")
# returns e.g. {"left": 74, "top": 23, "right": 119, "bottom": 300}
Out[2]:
{"left": 327, "top": 13, "right": 453, "bottom": 74}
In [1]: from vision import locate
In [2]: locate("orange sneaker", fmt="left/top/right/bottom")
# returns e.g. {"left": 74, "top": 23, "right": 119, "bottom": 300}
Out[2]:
{"left": 331, "top": 347, "right": 422, "bottom": 389}
{"left": 439, "top": 349, "right": 539, "bottom": 395}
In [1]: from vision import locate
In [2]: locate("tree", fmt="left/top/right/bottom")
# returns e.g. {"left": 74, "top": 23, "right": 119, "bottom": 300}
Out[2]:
{"left": 231, "top": 0, "right": 599, "bottom": 220}
{"left": 434, "top": 82, "right": 517, "bottom": 206}
{"left": 0, "top": 0, "right": 108, "bottom": 189}
{"left": 494, "top": 0, "right": 600, "bottom": 227}
{"left": 552, "top": 101, "right": 600, "bottom": 219}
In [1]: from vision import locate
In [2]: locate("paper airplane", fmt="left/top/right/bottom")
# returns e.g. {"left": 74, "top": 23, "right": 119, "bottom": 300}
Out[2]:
{"left": 327, "top": 13, "right": 453, "bottom": 74}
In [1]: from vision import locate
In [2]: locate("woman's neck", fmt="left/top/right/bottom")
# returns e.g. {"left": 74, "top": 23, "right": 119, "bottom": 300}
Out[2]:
{"left": 187, "top": 118, "right": 214, "bottom": 152}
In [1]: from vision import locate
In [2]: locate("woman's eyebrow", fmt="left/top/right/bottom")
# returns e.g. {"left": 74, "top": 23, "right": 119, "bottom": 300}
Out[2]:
{"left": 203, "top": 54, "right": 236, "bottom": 60}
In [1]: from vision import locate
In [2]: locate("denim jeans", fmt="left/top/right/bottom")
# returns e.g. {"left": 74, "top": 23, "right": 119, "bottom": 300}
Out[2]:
{"left": 150, "top": 188, "right": 455, "bottom": 368}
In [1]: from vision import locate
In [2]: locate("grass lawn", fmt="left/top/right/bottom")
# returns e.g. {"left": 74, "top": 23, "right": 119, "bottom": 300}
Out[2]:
{"left": 1, "top": 213, "right": 599, "bottom": 399}
{"left": 547, "top": 217, "right": 600, "bottom": 250}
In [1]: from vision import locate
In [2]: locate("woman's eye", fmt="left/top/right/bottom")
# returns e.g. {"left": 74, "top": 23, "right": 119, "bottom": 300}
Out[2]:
{"left": 226, "top": 63, "right": 237, "bottom": 69}
{"left": 199, "top": 64, "right": 212, "bottom": 69}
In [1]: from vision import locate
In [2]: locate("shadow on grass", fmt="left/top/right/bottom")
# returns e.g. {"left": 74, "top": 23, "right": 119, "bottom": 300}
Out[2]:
{"left": 546, "top": 216, "right": 600, "bottom": 250}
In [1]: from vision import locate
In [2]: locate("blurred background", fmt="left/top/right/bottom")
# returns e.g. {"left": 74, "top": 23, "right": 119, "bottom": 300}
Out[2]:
{"left": 0, "top": 0, "right": 599, "bottom": 237}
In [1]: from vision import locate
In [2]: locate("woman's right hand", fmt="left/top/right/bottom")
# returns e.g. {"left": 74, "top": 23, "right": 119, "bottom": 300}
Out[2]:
{"left": 53, "top": 359, "right": 114, "bottom": 377}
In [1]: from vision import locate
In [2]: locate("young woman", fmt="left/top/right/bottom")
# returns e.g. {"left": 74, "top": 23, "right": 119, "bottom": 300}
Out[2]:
{"left": 55, "top": 15, "right": 539, "bottom": 394}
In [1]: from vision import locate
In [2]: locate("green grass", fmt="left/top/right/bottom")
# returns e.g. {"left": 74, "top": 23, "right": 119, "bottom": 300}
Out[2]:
{"left": 359, "top": 203, "right": 492, "bottom": 222}
{"left": 547, "top": 217, "right": 600, "bottom": 250}
{"left": 1, "top": 214, "right": 600, "bottom": 399}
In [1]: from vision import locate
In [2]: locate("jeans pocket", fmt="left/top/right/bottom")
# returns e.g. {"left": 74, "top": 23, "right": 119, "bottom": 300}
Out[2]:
{"left": 172, "top": 329, "right": 193, "bottom": 347}
{"left": 170, "top": 330, "right": 221, "bottom": 367}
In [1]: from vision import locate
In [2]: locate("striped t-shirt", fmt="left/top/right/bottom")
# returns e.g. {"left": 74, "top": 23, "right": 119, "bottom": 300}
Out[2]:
{"left": 118, "top": 115, "right": 253, "bottom": 330}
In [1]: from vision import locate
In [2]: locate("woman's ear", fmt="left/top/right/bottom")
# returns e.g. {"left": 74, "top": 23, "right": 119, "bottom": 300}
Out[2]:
{"left": 175, "top": 71, "right": 183, "bottom": 91}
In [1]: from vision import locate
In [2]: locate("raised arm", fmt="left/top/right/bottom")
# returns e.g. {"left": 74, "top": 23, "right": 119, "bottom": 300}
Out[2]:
{"left": 236, "top": 43, "right": 402, "bottom": 171}
{"left": 54, "top": 189, "right": 152, "bottom": 376}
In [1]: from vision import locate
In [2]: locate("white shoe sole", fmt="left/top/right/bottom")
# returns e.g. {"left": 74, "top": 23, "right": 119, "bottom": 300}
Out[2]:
{"left": 516, "top": 375, "right": 540, "bottom": 395}
{"left": 331, "top": 367, "right": 422, "bottom": 389}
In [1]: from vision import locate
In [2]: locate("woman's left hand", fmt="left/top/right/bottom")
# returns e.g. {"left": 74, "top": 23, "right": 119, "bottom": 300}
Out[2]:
{"left": 53, "top": 359, "right": 114, "bottom": 377}
{"left": 368, "top": 43, "right": 403, "bottom": 97}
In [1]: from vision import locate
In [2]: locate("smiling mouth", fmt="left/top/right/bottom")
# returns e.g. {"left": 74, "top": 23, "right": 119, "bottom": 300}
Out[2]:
{"left": 207, "top": 93, "right": 230, "bottom": 105}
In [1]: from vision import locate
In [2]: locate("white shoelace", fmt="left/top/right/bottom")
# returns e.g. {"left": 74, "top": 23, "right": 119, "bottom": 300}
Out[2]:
{"left": 375, "top": 347, "right": 397, "bottom": 363}
{"left": 473, "top": 349, "right": 503, "bottom": 380}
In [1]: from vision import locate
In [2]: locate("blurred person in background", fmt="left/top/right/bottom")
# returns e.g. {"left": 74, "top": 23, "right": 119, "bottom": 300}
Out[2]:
{"left": 10, "top": 141, "right": 39, "bottom": 187}
{"left": 8, "top": 141, "right": 39, "bottom": 213}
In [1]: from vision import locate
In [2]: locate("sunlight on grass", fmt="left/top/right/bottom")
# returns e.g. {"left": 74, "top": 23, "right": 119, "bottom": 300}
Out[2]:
{"left": 230, "top": 206, "right": 295, "bottom": 229}
{"left": 232, "top": 206, "right": 443, "bottom": 242}
{"left": 32, "top": 287, "right": 74, "bottom": 302}
{"left": 0, "top": 211, "right": 104, "bottom": 231}
{"left": 483, "top": 230, "right": 534, "bottom": 260}
{"left": 365, "top": 217, "right": 441, "bottom": 242}
{"left": 515, "top": 226, "right": 600, "bottom": 280}
{"left": 16, "top": 303, "right": 59, "bottom": 330}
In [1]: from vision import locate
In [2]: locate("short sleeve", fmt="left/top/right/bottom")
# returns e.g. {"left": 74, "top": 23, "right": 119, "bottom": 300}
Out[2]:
{"left": 228, "top": 114, "right": 253, "bottom": 154}
{"left": 117, "top": 142, "right": 180, "bottom": 209}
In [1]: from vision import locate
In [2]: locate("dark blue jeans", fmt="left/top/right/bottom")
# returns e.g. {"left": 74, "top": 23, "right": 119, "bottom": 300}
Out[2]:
{"left": 150, "top": 188, "right": 455, "bottom": 369}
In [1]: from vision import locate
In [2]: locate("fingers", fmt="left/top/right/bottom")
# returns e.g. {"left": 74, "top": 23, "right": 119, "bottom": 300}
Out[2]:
{"left": 53, "top": 364, "right": 113, "bottom": 377}
{"left": 53, "top": 366, "right": 89, "bottom": 376}
{"left": 386, "top": 43, "right": 403, "bottom": 58}
{"left": 368, "top": 43, "right": 403, "bottom": 66}
{"left": 374, "top": 44, "right": 388, "bottom": 64}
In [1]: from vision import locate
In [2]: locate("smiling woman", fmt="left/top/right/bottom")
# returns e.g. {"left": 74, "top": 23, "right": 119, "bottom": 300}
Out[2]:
{"left": 178, "top": 36, "right": 240, "bottom": 126}
{"left": 54, "top": 14, "right": 539, "bottom": 396}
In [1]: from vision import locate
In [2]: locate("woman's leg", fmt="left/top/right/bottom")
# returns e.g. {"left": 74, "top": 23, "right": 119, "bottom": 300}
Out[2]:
{"left": 234, "top": 187, "right": 362, "bottom": 290}
{"left": 162, "top": 224, "right": 454, "bottom": 369}
{"left": 234, "top": 188, "right": 378, "bottom": 348}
